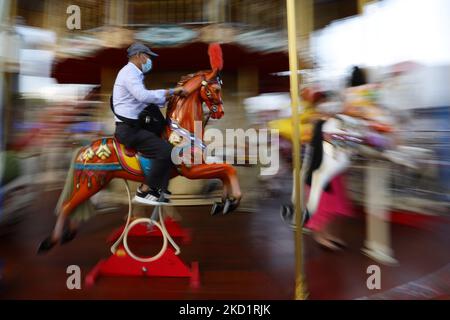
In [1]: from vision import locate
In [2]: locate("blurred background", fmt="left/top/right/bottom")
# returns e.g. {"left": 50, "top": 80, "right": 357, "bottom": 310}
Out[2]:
{"left": 0, "top": 0, "right": 449, "bottom": 299}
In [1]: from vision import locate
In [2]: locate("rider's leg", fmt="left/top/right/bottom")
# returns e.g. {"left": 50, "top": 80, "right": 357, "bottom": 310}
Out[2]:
{"left": 115, "top": 122, "right": 147, "bottom": 192}
{"left": 131, "top": 128, "right": 174, "bottom": 202}
{"left": 159, "top": 162, "right": 176, "bottom": 194}
{"left": 115, "top": 123, "right": 174, "bottom": 194}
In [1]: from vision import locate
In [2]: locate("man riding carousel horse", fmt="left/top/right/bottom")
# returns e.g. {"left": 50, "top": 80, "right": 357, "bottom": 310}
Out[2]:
{"left": 38, "top": 42, "right": 242, "bottom": 254}
{"left": 113, "top": 42, "right": 187, "bottom": 206}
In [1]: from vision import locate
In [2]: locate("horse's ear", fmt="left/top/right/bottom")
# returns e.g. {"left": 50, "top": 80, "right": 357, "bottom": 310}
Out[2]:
{"left": 207, "top": 43, "right": 223, "bottom": 80}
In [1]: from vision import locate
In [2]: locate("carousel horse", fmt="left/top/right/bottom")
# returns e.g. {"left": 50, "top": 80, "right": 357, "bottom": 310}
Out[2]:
{"left": 280, "top": 112, "right": 432, "bottom": 228}
{"left": 38, "top": 44, "right": 242, "bottom": 253}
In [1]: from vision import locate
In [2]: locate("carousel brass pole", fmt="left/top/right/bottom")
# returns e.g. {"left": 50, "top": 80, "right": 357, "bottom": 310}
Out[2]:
{"left": 286, "top": 0, "right": 308, "bottom": 300}
{"left": 358, "top": 0, "right": 374, "bottom": 14}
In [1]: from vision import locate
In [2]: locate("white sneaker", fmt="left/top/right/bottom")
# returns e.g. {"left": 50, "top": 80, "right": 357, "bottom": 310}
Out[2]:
{"left": 134, "top": 188, "right": 169, "bottom": 206}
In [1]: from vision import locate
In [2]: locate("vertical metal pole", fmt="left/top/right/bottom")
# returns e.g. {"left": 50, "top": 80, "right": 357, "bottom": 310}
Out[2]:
{"left": 358, "top": 0, "right": 377, "bottom": 14}
{"left": 286, "top": 0, "right": 307, "bottom": 300}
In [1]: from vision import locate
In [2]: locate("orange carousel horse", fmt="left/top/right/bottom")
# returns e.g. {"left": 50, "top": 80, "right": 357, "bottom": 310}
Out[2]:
{"left": 38, "top": 44, "right": 241, "bottom": 253}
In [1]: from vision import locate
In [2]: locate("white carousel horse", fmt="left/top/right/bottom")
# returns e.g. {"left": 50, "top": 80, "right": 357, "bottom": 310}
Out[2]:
{"left": 280, "top": 113, "right": 433, "bottom": 228}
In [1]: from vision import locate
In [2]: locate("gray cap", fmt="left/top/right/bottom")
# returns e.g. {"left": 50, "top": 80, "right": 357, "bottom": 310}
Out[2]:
{"left": 127, "top": 42, "right": 159, "bottom": 58}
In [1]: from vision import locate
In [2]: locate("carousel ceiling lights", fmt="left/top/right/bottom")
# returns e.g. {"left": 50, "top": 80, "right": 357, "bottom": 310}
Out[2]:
{"left": 135, "top": 26, "right": 198, "bottom": 47}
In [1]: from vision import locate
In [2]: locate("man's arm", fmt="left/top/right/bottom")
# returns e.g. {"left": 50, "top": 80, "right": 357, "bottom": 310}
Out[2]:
{"left": 125, "top": 75, "right": 168, "bottom": 105}
{"left": 125, "top": 76, "right": 188, "bottom": 106}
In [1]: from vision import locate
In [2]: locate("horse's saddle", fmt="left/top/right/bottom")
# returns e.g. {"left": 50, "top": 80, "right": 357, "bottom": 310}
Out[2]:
{"left": 111, "top": 120, "right": 206, "bottom": 176}
{"left": 123, "top": 145, "right": 137, "bottom": 157}
{"left": 112, "top": 138, "right": 142, "bottom": 176}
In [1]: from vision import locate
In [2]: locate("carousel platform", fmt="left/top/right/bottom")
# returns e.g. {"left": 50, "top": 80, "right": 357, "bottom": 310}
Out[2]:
{"left": 0, "top": 187, "right": 449, "bottom": 300}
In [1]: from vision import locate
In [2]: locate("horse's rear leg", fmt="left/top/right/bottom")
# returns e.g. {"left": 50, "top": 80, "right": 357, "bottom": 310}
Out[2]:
{"left": 38, "top": 181, "right": 108, "bottom": 254}
{"left": 181, "top": 164, "right": 242, "bottom": 214}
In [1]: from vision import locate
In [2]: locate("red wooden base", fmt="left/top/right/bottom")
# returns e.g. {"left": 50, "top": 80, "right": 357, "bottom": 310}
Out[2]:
{"left": 86, "top": 217, "right": 198, "bottom": 288}
{"left": 106, "top": 217, "right": 191, "bottom": 244}
{"left": 85, "top": 246, "right": 200, "bottom": 288}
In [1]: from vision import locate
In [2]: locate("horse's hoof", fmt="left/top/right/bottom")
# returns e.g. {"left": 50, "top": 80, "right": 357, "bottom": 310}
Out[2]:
{"left": 61, "top": 228, "right": 77, "bottom": 245}
{"left": 280, "top": 203, "right": 287, "bottom": 216}
{"left": 211, "top": 202, "right": 224, "bottom": 216}
{"left": 223, "top": 198, "right": 239, "bottom": 215}
{"left": 280, "top": 204, "right": 310, "bottom": 229}
{"left": 302, "top": 208, "right": 311, "bottom": 226}
{"left": 37, "top": 237, "right": 56, "bottom": 254}
{"left": 280, "top": 203, "right": 295, "bottom": 228}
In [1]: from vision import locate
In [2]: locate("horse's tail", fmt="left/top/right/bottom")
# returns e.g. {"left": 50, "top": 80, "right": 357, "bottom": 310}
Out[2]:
{"left": 54, "top": 147, "right": 95, "bottom": 221}
{"left": 54, "top": 147, "right": 80, "bottom": 216}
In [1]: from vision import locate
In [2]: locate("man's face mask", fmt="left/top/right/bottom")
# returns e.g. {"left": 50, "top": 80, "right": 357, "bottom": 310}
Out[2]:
{"left": 141, "top": 54, "right": 152, "bottom": 74}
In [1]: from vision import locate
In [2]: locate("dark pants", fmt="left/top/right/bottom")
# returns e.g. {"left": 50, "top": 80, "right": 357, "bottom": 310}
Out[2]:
{"left": 114, "top": 122, "right": 173, "bottom": 191}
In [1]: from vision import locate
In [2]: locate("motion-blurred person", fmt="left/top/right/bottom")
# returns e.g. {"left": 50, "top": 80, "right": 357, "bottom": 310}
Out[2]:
{"left": 304, "top": 67, "right": 370, "bottom": 249}
{"left": 281, "top": 85, "right": 356, "bottom": 251}
{"left": 302, "top": 117, "right": 354, "bottom": 250}
{"left": 112, "top": 42, "right": 187, "bottom": 205}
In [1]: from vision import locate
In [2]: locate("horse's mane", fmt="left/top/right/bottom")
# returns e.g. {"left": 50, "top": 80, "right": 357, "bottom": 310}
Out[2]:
{"left": 166, "top": 70, "right": 210, "bottom": 113}
{"left": 176, "top": 70, "right": 209, "bottom": 86}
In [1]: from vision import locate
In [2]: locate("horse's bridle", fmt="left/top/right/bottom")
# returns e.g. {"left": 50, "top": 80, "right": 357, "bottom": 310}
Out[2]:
{"left": 168, "top": 118, "right": 207, "bottom": 150}
{"left": 200, "top": 75, "right": 223, "bottom": 118}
